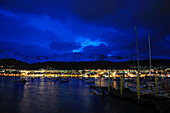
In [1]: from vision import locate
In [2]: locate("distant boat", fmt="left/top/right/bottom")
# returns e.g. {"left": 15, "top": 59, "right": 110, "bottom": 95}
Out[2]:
{"left": 52, "top": 77, "right": 60, "bottom": 80}
{"left": 79, "top": 77, "right": 83, "bottom": 80}
{"left": 60, "top": 78, "right": 69, "bottom": 82}
{"left": 85, "top": 79, "right": 95, "bottom": 83}
{"left": 31, "top": 77, "right": 35, "bottom": 80}
{"left": 94, "top": 88, "right": 109, "bottom": 96}
{"left": 124, "top": 77, "right": 133, "bottom": 82}
{"left": 83, "top": 77, "right": 89, "bottom": 81}
{"left": 113, "top": 77, "right": 120, "bottom": 81}
{"left": 35, "top": 77, "right": 41, "bottom": 79}
{"left": 13, "top": 78, "right": 27, "bottom": 83}
{"left": 105, "top": 77, "right": 108, "bottom": 80}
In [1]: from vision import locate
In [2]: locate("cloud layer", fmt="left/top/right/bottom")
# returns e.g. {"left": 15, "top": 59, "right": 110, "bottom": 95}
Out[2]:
{"left": 0, "top": 0, "right": 169, "bottom": 61}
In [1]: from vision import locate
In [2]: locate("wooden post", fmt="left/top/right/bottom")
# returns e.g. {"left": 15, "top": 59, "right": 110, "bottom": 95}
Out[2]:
{"left": 112, "top": 72, "right": 114, "bottom": 89}
{"left": 99, "top": 74, "right": 101, "bottom": 88}
{"left": 137, "top": 72, "right": 140, "bottom": 100}
{"left": 148, "top": 34, "right": 152, "bottom": 80}
{"left": 135, "top": 25, "right": 140, "bottom": 100}
{"left": 108, "top": 71, "right": 110, "bottom": 92}
{"left": 123, "top": 74, "right": 124, "bottom": 91}
{"left": 155, "top": 73, "right": 158, "bottom": 97}
{"left": 120, "top": 74, "right": 123, "bottom": 95}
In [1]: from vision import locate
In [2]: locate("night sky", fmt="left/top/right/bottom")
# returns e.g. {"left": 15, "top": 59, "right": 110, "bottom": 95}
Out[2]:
{"left": 0, "top": 0, "right": 169, "bottom": 62}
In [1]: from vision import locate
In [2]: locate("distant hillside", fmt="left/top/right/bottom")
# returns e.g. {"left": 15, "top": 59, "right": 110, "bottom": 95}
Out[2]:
{"left": 0, "top": 58, "right": 169, "bottom": 70}
{"left": 0, "top": 58, "right": 28, "bottom": 66}
{"left": 0, "top": 52, "right": 132, "bottom": 63}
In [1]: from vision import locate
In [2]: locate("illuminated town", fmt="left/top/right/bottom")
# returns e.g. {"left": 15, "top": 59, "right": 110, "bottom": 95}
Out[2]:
{"left": 1, "top": 66, "right": 170, "bottom": 78}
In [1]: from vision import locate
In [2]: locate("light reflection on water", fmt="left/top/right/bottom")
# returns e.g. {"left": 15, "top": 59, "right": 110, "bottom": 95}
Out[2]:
{"left": 95, "top": 78, "right": 120, "bottom": 89}
{"left": 0, "top": 76, "right": 155, "bottom": 113}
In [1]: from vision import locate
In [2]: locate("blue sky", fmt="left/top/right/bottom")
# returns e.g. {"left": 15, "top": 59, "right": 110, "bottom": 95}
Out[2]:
{"left": 0, "top": 0, "right": 169, "bottom": 61}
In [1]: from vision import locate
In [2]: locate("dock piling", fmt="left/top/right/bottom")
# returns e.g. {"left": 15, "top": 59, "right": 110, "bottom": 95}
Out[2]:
{"left": 155, "top": 73, "right": 158, "bottom": 97}
{"left": 108, "top": 71, "right": 110, "bottom": 92}
{"left": 99, "top": 74, "right": 101, "bottom": 88}
{"left": 120, "top": 74, "right": 123, "bottom": 95}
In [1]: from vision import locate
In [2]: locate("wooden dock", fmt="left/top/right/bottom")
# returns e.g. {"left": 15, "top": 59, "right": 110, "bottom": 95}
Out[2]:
{"left": 90, "top": 85, "right": 170, "bottom": 113}
{"left": 109, "top": 88, "right": 170, "bottom": 113}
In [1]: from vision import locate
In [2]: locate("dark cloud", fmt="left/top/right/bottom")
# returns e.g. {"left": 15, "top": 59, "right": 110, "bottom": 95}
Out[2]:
{"left": 82, "top": 44, "right": 110, "bottom": 55}
{"left": 50, "top": 41, "right": 81, "bottom": 53}
{"left": 0, "top": 14, "right": 58, "bottom": 46}
{"left": 0, "top": 40, "right": 53, "bottom": 56}
{"left": 1, "top": 0, "right": 169, "bottom": 33}
{"left": 81, "top": 43, "right": 130, "bottom": 57}
{"left": 64, "top": 0, "right": 128, "bottom": 21}
{"left": 0, "top": 0, "right": 68, "bottom": 20}
{"left": 0, "top": 0, "right": 169, "bottom": 61}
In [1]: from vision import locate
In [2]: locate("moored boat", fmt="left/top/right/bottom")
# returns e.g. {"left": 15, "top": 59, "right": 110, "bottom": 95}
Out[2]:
{"left": 13, "top": 78, "right": 27, "bottom": 83}
{"left": 79, "top": 77, "right": 83, "bottom": 80}
{"left": 85, "top": 79, "right": 95, "bottom": 83}
{"left": 94, "top": 88, "right": 109, "bottom": 96}
{"left": 52, "top": 77, "right": 60, "bottom": 80}
{"left": 31, "top": 77, "right": 35, "bottom": 80}
{"left": 60, "top": 78, "right": 69, "bottom": 82}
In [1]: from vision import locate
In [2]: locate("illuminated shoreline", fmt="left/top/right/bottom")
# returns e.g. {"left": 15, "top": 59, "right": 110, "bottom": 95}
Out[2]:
{"left": 1, "top": 68, "right": 170, "bottom": 78}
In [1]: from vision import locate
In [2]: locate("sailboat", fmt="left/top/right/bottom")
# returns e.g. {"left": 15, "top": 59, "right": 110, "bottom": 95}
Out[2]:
{"left": 128, "top": 27, "right": 157, "bottom": 97}
{"left": 144, "top": 34, "right": 152, "bottom": 81}
{"left": 127, "top": 25, "right": 140, "bottom": 100}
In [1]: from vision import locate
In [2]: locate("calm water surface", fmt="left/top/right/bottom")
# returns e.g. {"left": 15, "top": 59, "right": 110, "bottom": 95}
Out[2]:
{"left": 0, "top": 76, "right": 155, "bottom": 113}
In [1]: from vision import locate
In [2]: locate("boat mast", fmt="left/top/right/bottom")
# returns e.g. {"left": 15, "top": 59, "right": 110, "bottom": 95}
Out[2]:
{"left": 148, "top": 34, "right": 152, "bottom": 77}
{"left": 135, "top": 25, "right": 140, "bottom": 100}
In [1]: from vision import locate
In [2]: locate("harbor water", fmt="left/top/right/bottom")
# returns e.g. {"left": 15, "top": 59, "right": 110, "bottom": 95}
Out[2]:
{"left": 0, "top": 76, "right": 156, "bottom": 113}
